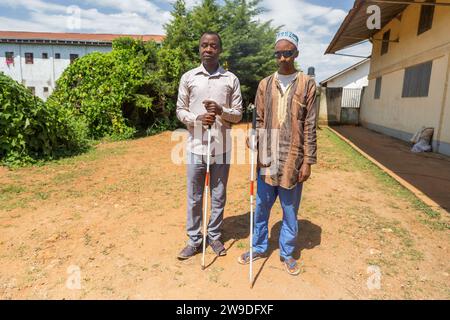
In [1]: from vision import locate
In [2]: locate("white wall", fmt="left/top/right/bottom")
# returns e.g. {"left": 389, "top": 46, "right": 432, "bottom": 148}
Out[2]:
{"left": 0, "top": 43, "right": 111, "bottom": 100}
{"left": 325, "top": 60, "right": 370, "bottom": 89}
{"left": 360, "top": 1, "right": 450, "bottom": 155}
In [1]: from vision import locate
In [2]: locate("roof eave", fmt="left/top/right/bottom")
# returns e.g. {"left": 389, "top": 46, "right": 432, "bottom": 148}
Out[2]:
{"left": 325, "top": 0, "right": 365, "bottom": 55}
{"left": 319, "top": 58, "right": 370, "bottom": 85}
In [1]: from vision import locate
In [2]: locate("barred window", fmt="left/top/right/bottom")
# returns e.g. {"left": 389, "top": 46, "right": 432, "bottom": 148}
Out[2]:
{"left": 70, "top": 54, "right": 79, "bottom": 64}
{"left": 25, "top": 52, "right": 34, "bottom": 64}
{"left": 418, "top": 0, "right": 435, "bottom": 35}
{"left": 5, "top": 52, "right": 14, "bottom": 64}
{"left": 374, "top": 77, "right": 382, "bottom": 99}
{"left": 381, "top": 30, "right": 390, "bottom": 56}
{"left": 402, "top": 61, "right": 433, "bottom": 98}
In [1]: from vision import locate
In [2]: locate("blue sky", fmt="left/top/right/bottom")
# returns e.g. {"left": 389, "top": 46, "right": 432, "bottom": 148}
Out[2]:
{"left": 0, "top": 0, "right": 371, "bottom": 81}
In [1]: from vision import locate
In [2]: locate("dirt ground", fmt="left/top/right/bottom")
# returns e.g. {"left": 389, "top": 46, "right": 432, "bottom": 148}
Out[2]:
{"left": 0, "top": 124, "right": 449, "bottom": 299}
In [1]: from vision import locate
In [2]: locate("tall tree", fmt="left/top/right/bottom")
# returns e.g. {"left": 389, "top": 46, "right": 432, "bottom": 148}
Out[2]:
{"left": 163, "top": 0, "right": 280, "bottom": 107}
{"left": 220, "top": 0, "right": 279, "bottom": 105}
{"left": 163, "top": 0, "right": 197, "bottom": 67}
{"left": 190, "top": 0, "right": 222, "bottom": 34}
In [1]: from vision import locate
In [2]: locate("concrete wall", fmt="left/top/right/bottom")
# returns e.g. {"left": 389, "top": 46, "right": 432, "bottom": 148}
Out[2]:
{"left": 340, "top": 107, "right": 360, "bottom": 125}
{"left": 360, "top": 0, "right": 450, "bottom": 156}
{"left": 325, "top": 60, "right": 370, "bottom": 89}
{"left": 0, "top": 43, "right": 111, "bottom": 100}
{"left": 437, "top": 54, "right": 450, "bottom": 155}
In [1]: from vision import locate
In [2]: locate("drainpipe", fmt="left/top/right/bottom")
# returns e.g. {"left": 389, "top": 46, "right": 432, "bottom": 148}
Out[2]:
{"left": 18, "top": 43, "right": 24, "bottom": 85}
{"left": 51, "top": 45, "right": 56, "bottom": 89}
{"left": 436, "top": 53, "right": 450, "bottom": 153}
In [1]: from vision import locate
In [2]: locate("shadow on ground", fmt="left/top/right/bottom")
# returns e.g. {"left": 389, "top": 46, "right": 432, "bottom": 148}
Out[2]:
{"left": 222, "top": 211, "right": 250, "bottom": 249}
{"left": 251, "top": 219, "right": 322, "bottom": 285}
{"left": 221, "top": 212, "right": 322, "bottom": 283}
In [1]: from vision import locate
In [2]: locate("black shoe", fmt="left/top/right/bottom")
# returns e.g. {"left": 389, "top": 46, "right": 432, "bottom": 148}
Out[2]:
{"left": 177, "top": 245, "right": 201, "bottom": 260}
{"left": 208, "top": 239, "right": 227, "bottom": 256}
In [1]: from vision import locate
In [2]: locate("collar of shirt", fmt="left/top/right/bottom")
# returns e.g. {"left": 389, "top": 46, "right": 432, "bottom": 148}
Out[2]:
{"left": 275, "top": 71, "right": 299, "bottom": 95}
{"left": 194, "top": 64, "right": 229, "bottom": 78}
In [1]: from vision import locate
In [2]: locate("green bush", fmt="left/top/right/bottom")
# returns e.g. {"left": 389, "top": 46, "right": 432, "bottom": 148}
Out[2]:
{"left": 48, "top": 50, "right": 141, "bottom": 140}
{"left": 48, "top": 39, "right": 182, "bottom": 140}
{"left": 0, "top": 72, "right": 89, "bottom": 167}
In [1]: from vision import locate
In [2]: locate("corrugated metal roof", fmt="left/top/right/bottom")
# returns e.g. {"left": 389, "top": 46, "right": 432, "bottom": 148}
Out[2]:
{"left": 325, "top": 0, "right": 408, "bottom": 54}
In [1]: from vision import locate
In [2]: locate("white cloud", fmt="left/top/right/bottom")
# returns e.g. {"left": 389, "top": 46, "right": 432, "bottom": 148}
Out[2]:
{"left": 0, "top": 0, "right": 170, "bottom": 34}
{"left": 184, "top": 0, "right": 202, "bottom": 9}
{"left": 2, "top": 0, "right": 66, "bottom": 12}
{"left": 257, "top": 0, "right": 370, "bottom": 81}
{"left": 0, "top": 0, "right": 372, "bottom": 81}
{"left": 82, "top": 0, "right": 170, "bottom": 22}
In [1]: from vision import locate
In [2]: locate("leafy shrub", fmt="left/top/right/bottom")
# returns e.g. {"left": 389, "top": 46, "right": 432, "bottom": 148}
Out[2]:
{"left": 48, "top": 39, "right": 183, "bottom": 140}
{"left": 0, "top": 72, "right": 89, "bottom": 167}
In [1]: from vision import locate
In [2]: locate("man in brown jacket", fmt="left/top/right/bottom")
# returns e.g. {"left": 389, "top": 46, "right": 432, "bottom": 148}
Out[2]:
{"left": 238, "top": 31, "right": 317, "bottom": 275}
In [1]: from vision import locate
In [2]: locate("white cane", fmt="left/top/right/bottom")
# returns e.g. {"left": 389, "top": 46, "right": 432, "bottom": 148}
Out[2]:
{"left": 249, "top": 106, "right": 257, "bottom": 287}
{"left": 202, "top": 125, "right": 212, "bottom": 270}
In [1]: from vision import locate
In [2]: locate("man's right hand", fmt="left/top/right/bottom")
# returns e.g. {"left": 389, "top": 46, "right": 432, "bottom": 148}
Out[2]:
{"left": 197, "top": 113, "right": 216, "bottom": 126}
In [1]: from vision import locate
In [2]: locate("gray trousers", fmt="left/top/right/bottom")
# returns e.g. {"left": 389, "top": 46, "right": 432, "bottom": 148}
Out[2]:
{"left": 186, "top": 152, "right": 230, "bottom": 247}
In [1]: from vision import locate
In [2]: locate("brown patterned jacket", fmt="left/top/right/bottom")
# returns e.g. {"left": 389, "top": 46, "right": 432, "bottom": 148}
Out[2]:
{"left": 255, "top": 72, "right": 317, "bottom": 189}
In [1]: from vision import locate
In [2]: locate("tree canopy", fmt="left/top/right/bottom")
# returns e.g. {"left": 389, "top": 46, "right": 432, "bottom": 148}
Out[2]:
{"left": 163, "top": 0, "right": 279, "bottom": 106}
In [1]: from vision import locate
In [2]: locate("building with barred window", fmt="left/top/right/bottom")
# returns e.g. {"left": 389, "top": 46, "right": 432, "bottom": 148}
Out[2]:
{"left": 325, "top": 0, "right": 450, "bottom": 156}
{"left": 0, "top": 31, "right": 164, "bottom": 100}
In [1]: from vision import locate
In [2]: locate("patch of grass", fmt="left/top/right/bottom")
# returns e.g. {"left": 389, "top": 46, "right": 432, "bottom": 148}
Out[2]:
{"left": 83, "top": 233, "right": 92, "bottom": 246}
{"left": 48, "top": 143, "right": 129, "bottom": 167}
{"left": 406, "top": 248, "right": 424, "bottom": 261}
{"left": 71, "top": 212, "right": 82, "bottom": 220}
{"left": 34, "top": 192, "right": 50, "bottom": 200}
{"left": 102, "top": 244, "right": 115, "bottom": 255}
{"left": 65, "top": 189, "right": 84, "bottom": 198}
{"left": 0, "top": 199, "right": 29, "bottom": 211}
{"left": 236, "top": 241, "right": 246, "bottom": 249}
{"left": 208, "top": 267, "right": 224, "bottom": 283}
{"left": 16, "top": 243, "right": 29, "bottom": 258}
{"left": 366, "top": 257, "right": 396, "bottom": 271}
{"left": 208, "top": 273, "right": 219, "bottom": 283}
{"left": 0, "top": 185, "right": 27, "bottom": 210}
{"left": 373, "top": 218, "right": 424, "bottom": 264}
{"left": 419, "top": 218, "right": 450, "bottom": 231}
{"left": 52, "top": 167, "right": 94, "bottom": 185}
{"left": 130, "top": 226, "right": 144, "bottom": 240}
{"left": 1, "top": 184, "right": 26, "bottom": 195}
{"left": 102, "top": 286, "right": 115, "bottom": 294}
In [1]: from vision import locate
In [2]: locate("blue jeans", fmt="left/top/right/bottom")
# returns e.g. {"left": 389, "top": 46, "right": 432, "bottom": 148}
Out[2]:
{"left": 253, "top": 171, "right": 303, "bottom": 260}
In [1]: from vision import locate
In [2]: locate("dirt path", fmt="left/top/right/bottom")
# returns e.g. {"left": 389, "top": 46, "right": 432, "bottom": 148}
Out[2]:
{"left": 0, "top": 125, "right": 449, "bottom": 299}
{"left": 333, "top": 125, "right": 450, "bottom": 211}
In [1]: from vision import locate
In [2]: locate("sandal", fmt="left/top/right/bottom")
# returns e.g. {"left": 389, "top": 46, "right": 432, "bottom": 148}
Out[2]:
{"left": 237, "top": 251, "right": 265, "bottom": 265}
{"left": 282, "top": 257, "right": 301, "bottom": 276}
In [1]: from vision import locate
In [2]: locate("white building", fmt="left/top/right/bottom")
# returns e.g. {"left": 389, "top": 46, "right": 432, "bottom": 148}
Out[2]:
{"left": 318, "top": 59, "right": 370, "bottom": 124}
{"left": 0, "top": 31, "right": 164, "bottom": 100}
{"left": 325, "top": 0, "right": 450, "bottom": 156}
{"left": 320, "top": 58, "right": 370, "bottom": 89}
